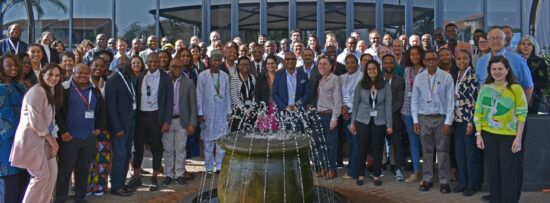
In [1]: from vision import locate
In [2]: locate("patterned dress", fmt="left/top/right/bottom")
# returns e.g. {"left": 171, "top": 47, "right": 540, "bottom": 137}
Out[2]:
{"left": 87, "top": 86, "right": 110, "bottom": 194}
{"left": 0, "top": 82, "right": 25, "bottom": 176}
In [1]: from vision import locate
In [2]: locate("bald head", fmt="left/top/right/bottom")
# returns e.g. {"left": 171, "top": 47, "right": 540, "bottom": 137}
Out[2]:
{"left": 8, "top": 24, "right": 22, "bottom": 40}
{"left": 73, "top": 63, "right": 90, "bottom": 74}
{"left": 488, "top": 29, "right": 506, "bottom": 54}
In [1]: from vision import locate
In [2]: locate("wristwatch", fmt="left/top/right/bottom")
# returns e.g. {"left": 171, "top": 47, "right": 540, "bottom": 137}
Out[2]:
{"left": 475, "top": 132, "right": 481, "bottom": 137}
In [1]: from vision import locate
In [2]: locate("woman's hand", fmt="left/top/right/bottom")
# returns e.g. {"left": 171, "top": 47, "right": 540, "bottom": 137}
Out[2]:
{"left": 45, "top": 134, "right": 59, "bottom": 159}
{"left": 476, "top": 133, "right": 484, "bottom": 150}
{"left": 329, "top": 120, "right": 337, "bottom": 130}
{"left": 386, "top": 128, "right": 393, "bottom": 135}
{"left": 349, "top": 124, "right": 356, "bottom": 135}
{"left": 511, "top": 137, "right": 522, "bottom": 153}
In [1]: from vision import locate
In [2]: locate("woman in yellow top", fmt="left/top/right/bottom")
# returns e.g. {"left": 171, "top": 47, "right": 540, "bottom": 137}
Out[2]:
{"left": 474, "top": 55, "right": 527, "bottom": 203}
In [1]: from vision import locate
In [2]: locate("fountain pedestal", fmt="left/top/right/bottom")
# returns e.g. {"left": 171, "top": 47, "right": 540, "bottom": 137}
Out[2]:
{"left": 217, "top": 131, "right": 313, "bottom": 203}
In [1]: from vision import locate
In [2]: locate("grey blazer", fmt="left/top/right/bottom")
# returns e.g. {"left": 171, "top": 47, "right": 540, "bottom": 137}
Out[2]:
{"left": 178, "top": 76, "right": 198, "bottom": 128}
{"left": 351, "top": 83, "right": 392, "bottom": 128}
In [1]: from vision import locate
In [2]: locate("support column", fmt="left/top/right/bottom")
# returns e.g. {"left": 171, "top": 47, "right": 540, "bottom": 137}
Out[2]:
{"left": 24, "top": 0, "right": 35, "bottom": 42}
{"left": 317, "top": 0, "right": 325, "bottom": 47}
{"left": 375, "top": 0, "right": 383, "bottom": 34}
{"left": 201, "top": 0, "right": 211, "bottom": 43}
{"left": 405, "top": 0, "right": 413, "bottom": 36}
{"left": 483, "top": 0, "right": 487, "bottom": 32}
{"left": 260, "top": 0, "right": 267, "bottom": 35}
{"left": 231, "top": 0, "right": 239, "bottom": 39}
{"left": 69, "top": 0, "right": 73, "bottom": 49}
{"left": 155, "top": 0, "right": 160, "bottom": 39}
{"left": 289, "top": 0, "right": 296, "bottom": 34}
{"left": 434, "top": 0, "right": 444, "bottom": 30}
{"left": 346, "top": 0, "right": 354, "bottom": 37}
{"left": 112, "top": 0, "right": 116, "bottom": 38}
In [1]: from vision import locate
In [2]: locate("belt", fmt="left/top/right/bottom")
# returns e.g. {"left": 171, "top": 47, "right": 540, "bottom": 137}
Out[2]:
{"left": 172, "top": 115, "right": 180, "bottom": 119}
{"left": 139, "top": 110, "right": 158, "bottom": 116}
{"left": 318, "top": 110, "right": 332, "bottom": 115}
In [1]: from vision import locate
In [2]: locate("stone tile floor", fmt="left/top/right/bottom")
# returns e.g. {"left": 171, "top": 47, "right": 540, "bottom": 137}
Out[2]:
{"left": 74, "top": 156, "right": 549, "bottom": 203}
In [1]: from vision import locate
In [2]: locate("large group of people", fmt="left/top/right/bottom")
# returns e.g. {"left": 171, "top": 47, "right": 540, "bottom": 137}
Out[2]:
{"left": 0, "top": 21, "right": 547, "bottom": 203}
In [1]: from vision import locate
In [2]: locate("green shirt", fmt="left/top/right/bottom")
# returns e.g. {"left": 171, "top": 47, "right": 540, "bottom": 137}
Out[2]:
{"left": 474, "top": 83, "right": 527, "bottom": 136}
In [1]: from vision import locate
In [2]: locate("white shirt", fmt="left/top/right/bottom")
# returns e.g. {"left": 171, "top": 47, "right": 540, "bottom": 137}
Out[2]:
{"left": 340, "top": 71, "right": 363, "bottom": 113}
{"left": 140, "top": 69, "right": 161, "bottom": 111}
{"left": 336, "top": 50, "right": 362, "bottom": 65}
{"left": 411, "top": 68, "right": 455, "bottom": 125}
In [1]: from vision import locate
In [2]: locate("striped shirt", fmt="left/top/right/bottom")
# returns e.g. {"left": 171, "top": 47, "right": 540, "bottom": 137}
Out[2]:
{"left": 401, "top": 66, "right": 425, "bottom": 116}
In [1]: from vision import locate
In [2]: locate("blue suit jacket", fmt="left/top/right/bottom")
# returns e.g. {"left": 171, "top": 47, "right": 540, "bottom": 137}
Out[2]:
{"left": 272, "top": 69, "right": 310, "bottom": 111}
{"left": 105, "top": 73, "right": 137, "bottom": 134}
{"left": 0, "top": 38, "right": 28, "bottom": 56}
{"left": 136, "top": 70, "right": 174, "bottom": 125}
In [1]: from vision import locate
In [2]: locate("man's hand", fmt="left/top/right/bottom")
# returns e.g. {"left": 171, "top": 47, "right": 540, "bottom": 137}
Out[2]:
{"left": 466, "top": 125, "right": 475, "bottom": 135}
{"left": 60, "top": 132, "right": 72, "bottom": 142}
{"left": 442, "top": 124, "right": 452, "bottom": 135}
{"left": 198, "top": 115, "right": 204, "bottom": 123}
{"left": 341, "top": 106, "right": 350, "bottom": 120}
{"left": 161, "top": 123, "right": 170, "bottom": 133}
{"left": 287, "top": 105, "right": 296, "bottom": 112}
{"left": 386, "top": 128, "right": 393, "bottom": 135}
{"left": 349, "top": 124, "right": 357, "bottom": 135}
{"left": 414, "top": 123, "right": 420, "bottom": 135}
{"left": 187, "top": 125, "right": 195, "bottom": 135}
{"left": 306, "top": 104, "right": 312, "bottom": 110}
{"left": 115, "top": 130, "right": 125, "bottom": 138}
{"left": 93, "top": 129, "right": 101, "bottom": 136}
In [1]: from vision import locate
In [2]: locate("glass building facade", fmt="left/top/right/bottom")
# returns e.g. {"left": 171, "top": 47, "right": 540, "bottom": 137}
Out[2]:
{"left": 1, "top": 0, "right": 549, "bottom": 50}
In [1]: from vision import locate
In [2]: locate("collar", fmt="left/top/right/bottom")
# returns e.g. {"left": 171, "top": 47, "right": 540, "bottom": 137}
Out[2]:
{"left": 492, "top": 48, "right": 507, "bottom": 56}
{"left": 146, "top": 69, "right": 160, "bottom": 78}
{"left": 286, "top": 69, "right": 297, "bottom": 77}
{"left": 72, "top": 79, "right": 93, "bottom": 90}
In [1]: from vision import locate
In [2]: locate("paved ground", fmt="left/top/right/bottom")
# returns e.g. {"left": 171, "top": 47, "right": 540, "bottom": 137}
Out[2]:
{"left": 74, "top": 155, "right": 549, "bottom": 203}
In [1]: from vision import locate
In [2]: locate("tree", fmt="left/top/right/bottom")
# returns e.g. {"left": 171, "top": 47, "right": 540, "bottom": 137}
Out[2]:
{"left": 1, "top": 0, "right": 67, "bottom": 27}
{"left": 122, "top": 22, "right": 144, "bottom": 42}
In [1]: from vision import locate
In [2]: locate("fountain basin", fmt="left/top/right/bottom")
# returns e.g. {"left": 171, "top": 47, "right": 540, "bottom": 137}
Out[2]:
{"left": 217, "top": 131, "right": 314, "bottom": 203}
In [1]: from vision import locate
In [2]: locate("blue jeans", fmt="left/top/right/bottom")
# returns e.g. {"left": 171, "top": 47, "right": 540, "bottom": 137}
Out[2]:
{"left": 453, "top": 121, "right": 480, "bottom": 190}
{"left": 317, "top": 114, "right": 338, "bottom": 172}
{"left": 342, "top": 117, "right": 358, "bottom": 178}
{"left": 402, "top": 115, "right": 421, "bottom": 172}
{"left": 110, "top": 121, "right": 135, "bottom": 191}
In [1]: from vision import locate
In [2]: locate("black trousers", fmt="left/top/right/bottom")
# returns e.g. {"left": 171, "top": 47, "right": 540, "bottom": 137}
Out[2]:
{"left": 483, "top": 131, "right": 520, "bottom": 203}
{"left": 355, "top": 119, "right": 386, "bottom": 177}
{"left": 0, "top": 170, "right": 29, "bottom": 203}
{"left": 390, "top": 113, "right": 404, "bottom": 168}
{"left": 55, "top": 136, "right": 96, "bottom": 200}
{"left": 133, "top": 110, "right": 164, "bottom": 171}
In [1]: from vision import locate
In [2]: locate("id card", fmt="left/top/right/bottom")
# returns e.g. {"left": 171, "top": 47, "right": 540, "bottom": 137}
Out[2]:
{"left": 85, "top": 110, "right": 95, "bottom": 119}
{"left": 214, "top": 94, "right": 223, "bottom": 102}
{"left": 370, "top": 110, "right": 378, "bottom": 117}
{"left": 245, "top": 100, "right": 252, "bottom": 105}
{"left": 489, "top": 119, "right": 499, "bottom": 128}
{"left": 427, "top": 97, "right": 433, "bottom": 103}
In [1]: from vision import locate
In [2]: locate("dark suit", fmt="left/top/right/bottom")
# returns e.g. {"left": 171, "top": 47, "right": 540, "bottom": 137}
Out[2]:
{"left": 297, "top": 65, "right": 322, "bottom": 105}
{"left": 255, "top": 72, "right": 272, "bottom": 105}
{"left": 388, "top": 74, "right": 405, "bottom": 168}
{"left": 0, "top": 38, "right": 28, "bottom": 55}
{"left": 331, "top": 62, "right": 347, "bottom": 76}
{"left": 40, "top": 44, "right": 60, "bottom": 64}
{"left": 133, "top": 70, "right": 174, "bottom": 171}
{"left": 272, "top": 69, "right": 310, "bottom": 111}
{"left": 105, "top": 72, "right": 137, "bottom": 191}
{"left": 249, "top": 60, "right": 265, "bottom": 77}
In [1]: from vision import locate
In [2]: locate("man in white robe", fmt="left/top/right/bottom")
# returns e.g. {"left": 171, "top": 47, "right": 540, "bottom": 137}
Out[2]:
{"left": 197, "top": 49, "right": 232, "bottom": 173}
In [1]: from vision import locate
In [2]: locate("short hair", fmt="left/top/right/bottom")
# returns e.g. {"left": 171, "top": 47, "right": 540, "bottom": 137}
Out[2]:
{"left": 474, "top": 29, "right": 485, "bottom": 34}
{"left": 292, "top": 40, "right": 304, "bottom": 47}
{"left": 237, "top": 56, "right": 250, "bottom": 66}
{"left": 381, "top": 54, "right": 395, "bottom": 62}
{"left": 424, "top": 49, "right": 439, "bottom": 58}
{"left": 258, "top": 34, "right": 267, "bottom": 38}
{"left": 290, "top": 29, "right": 301, "bottom": 35}
{"left": 61, "top": 51, "right": 75, "bottom": 61}
{"left": 117, "top": 38, "right": 127, "bottom": 44}
{"left": 94, "top": 50, "right": 113, "bottom": 63}
{"left": 501, "top": 25, "right": 512, "bottom": 30}
{"left": 445, "top": 23, "right": 457, "bottom": 30}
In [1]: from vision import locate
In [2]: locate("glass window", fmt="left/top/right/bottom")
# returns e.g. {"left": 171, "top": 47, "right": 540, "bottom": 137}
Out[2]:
{"left": 267, "top": 1, "right": 288, "bottom": 43}
{"left": 117, "top": 0, "right": 156, "bottom": 42}
{"left": 384, "top": 0, "right": 405, "bottom": 38}
{"left": 487, "top": 0, "right": 521, "bottom": 45}
{"left": 354, "top": 1, "right": 376, "bottom": 44}
{"left": 444, "top": 0, "right": 484, "bottom": 43}
{"left": 238, "top": 3, "right": 261, "bottom": 44}
{"left": 413, "top": 0, "right": 434, "bottom": 35}
{"left": 74, "top": 0, "right": 112, "bottom": 46}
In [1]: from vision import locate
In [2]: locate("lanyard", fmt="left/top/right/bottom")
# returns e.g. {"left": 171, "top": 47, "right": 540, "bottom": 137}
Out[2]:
{"left": 490, "top": 82, "right": 507, "bottom": 118}
{"left": 182, "top": 70, "right": 190, "bottom": 79}
{"left": 455, "top": 66, "right": 471, "bottom": 96}
{"left": 210, "top": 69, "right": 221, "bottom": 95}
{"left": 72, "top": 82, "right": 92, "bottom": 110}
{"left": 8, "top": 39, "right": 19, "bottom": 54}
{"left": 408, "top": 66, "right": 424, "bottom": 91}
{"left": 239, "top": 73, "right": 252, "bottom": 100}
{"left": 428, "top": 73, "right": 437, "bottom": 99}
{"left": 332, "top": 62, "right": 337, "bottom": 73}
{"left": 117, "top": 71, "right": 136, "bottom": 101}
{"left": 370, "top": 90, "right": 377, "bottom": 109}
{"left": 447, "top": 45, "right": 455, "bottom": 60}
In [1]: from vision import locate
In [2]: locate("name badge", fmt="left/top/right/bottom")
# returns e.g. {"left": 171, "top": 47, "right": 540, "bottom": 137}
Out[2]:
{"left": 245, "top": 100, "right": 252, "bottom": 105}
{"left": 214, "top": 94, "right": 223, "bottom": 102}
{"left": 406, "top": 92, "right": 412, "bottom": 97}
{"left": 489, "top": 119, "right": 499, "bottom": 128}
{"left": 85, "top": 110, "right": 95, "bottom": 119}
{"left": 427, "top": 97, "right": 433, "bottom": 103}
{"left": 370, "top": 110, "right": 378, "bottom": 117}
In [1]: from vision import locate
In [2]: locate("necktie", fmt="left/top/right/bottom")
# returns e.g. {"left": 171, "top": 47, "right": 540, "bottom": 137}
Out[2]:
{"left": 257, "top": 64, "right": 260, "bottom": 75}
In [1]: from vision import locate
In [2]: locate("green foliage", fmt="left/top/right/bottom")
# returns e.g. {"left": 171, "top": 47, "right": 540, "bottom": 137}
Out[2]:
{"left": 539, "top": 50, "right": 550, "bottom": 100}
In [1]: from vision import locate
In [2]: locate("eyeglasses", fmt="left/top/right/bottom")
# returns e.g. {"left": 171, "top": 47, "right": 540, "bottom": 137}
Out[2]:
{"left": 479, "top": 40, "right": 488, "bottom": 43}
{"left": 489, "top": 37, "right": 503, "bottom": 41}
{"left": 131, "top": 62, "right": 141, "bottom": 65}
{"left": 285, "top": 58, "right": 297, "bottom": 61}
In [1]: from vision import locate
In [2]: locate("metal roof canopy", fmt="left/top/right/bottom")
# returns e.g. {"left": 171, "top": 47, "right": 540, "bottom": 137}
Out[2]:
{"left": 149, "top": 2, "right": 433, "bottom": 31}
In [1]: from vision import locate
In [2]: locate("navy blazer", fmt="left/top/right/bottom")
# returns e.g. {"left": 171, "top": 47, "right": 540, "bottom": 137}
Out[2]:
{"left": 272, "top": 69, "right": 310, "bottom": 111}
{"left": 136, "top": 70, "right": 174, "bottom": 125}
{"left": 0, "top": 38, "right": 28, "bottom": 56}
{"left": 105, "top": 73, "right": 137, "bottom": 134}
